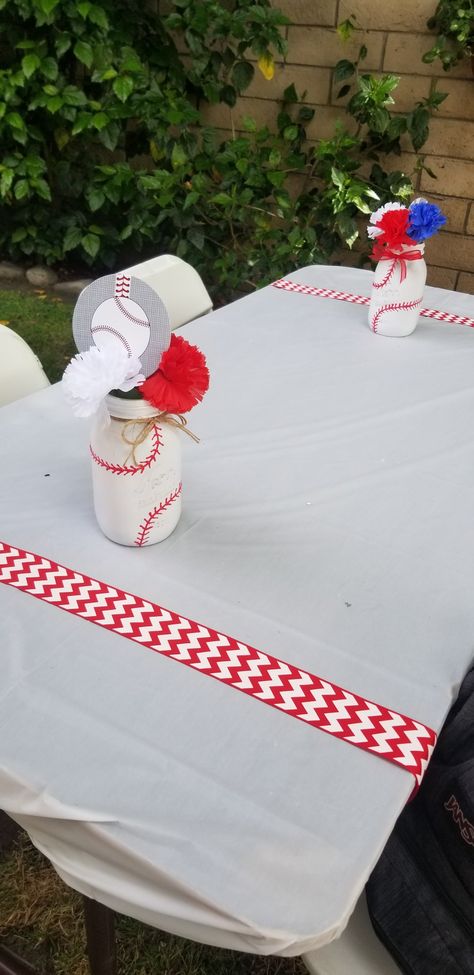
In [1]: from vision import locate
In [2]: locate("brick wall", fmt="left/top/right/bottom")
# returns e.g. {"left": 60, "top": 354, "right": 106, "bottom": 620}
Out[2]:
{"left": 203, "top": 1, "right": 474, "bottom": 293}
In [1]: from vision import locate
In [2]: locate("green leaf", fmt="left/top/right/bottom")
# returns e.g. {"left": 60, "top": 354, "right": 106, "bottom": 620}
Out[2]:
{"left": 283, "top": 124, "right": 298, "bottom": 141}
{"left": 39, "top": 0, "right": 60, "bottom": 13}
{"left": 92, "top": 112, "right": 109, "bottom": 130}
{"left": 46, "top": 95, "right": 63, "bottom": 113}
{"left": 86, "top": 186, "right": 106, "bottom": 210}
{"left": 74, "top": 40, "right": 94, "bottom": 69}
{"left": 231, "top": 61, "right": 254, "bottom": 92}
{"left": 98, "top": 122, "right": 120, "bottom": 150}
{"left": 242, "top": 116, "right": 257, "bottom": 132}
{"left": 221, "top": 85, "right": 237, "bottom": 107}
{"left": 334, "top": 59, "right": 355, "bottom": 83}
{"left": 63, "top": 226, "right": 83, "bottom": 252}
{"left": 211, "top": 192, "right": 233, "bottom": 205}
{"left": 12, "top": 227, "right": 27, "bottom": 242}
{"left": 370, "top": 107, "right": 390, "bottom": 133}
{"left": 188, "top": 228, "right": 204, "bottom": 250}
{"left": 14, "top": 179, "right": 29, "bottom": 200}
{"left": 183, "top": 190, "right": 200, "bottom": 210}
{"left": 0, "top": 170, "right": 14, "bottom": 196}
{"left": 283, "top": 83, "right": 298, "bottom": 103}
{"left": 337, "top": 18, "right": 356, "bottom": 41}
{"left": 62, "top": 86, "right": 87, "bottom": 106}
{"left": 40, "top": 57, "right": 58, "bottom": 80}
{"left": 331, "top": 167, "right": 345, "bottom": 189}
{"left": 55, "top": 34, "right": 71, "bottom": 58}
{"left": 77, "top": 1, "right": 91, "bottom": 17}
{"left": 33, "top": 178, "right": 51, "bottom": 200}
{"left": 22, "top": 53, "right": 41, "bottom": 78}
{"left": 171, "top": 142, "right": 187, "bottom": 168}
{"left": 113, "top": 76, "right": 134, "bottom": 102}
{"left": 82, "top": 232, "right": 100, "bottom": 258}
{"left": 337, "top": 84, "right": 351, "bottom": 99}
{"left": 88, "top": 6, "right": 109, "bottom": 28}
{"left": 5, "top": 112, "right": 25, "bottom": 130}
{"left": 54, "top": 128, "right": 69, "bottom": 150}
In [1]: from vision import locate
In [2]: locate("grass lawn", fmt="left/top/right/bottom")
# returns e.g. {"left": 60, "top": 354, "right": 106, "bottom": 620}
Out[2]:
{"left": 0, "top": 286, "right": 75, "bottom": 383}
{"left": 0, "top": 289, "right": 307, "bottom": 975}
{"left": 0, "top": 832, "right": 306, "bottom": 975}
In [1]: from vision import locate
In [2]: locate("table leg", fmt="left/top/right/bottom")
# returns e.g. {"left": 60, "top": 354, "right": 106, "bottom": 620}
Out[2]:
{"left": 83, "top": 897, "right": 117, "bottom": 975}
{"left": 0, "top": 946, "right": 41, "bottom": 975}
{"left": 0, "top": 811, "right": 22, "bottom": 857}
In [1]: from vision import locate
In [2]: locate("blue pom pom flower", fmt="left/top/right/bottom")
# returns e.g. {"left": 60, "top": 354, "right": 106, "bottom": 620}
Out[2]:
{"left": 407, "top": 199, "right": 446, "bottom": 242}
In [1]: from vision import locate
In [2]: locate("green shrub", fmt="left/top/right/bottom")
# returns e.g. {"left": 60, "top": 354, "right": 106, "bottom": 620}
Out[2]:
{"left": 0, "top": 1, "right": 445, "bottom": 298}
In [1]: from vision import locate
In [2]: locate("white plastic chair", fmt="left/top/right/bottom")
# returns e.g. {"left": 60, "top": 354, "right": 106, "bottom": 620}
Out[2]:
{"left": 0, "top": 325, "right": 49, "bottom": 406}
{"left": 302, "top": 894, "right": 401, "bottom": 975}
{"left": 123, "top": 254, "right": 213, "bottom": 330}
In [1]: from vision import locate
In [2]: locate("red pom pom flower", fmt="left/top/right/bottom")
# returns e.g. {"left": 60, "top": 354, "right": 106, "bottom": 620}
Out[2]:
{"left": 140, "top": 333, "right": 209, "bottom": 414}
{"left": 375, "top": 208, "right": 411, "bottom": 249}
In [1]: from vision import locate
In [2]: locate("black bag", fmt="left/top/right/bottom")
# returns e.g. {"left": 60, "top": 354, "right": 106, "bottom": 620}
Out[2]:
{"left": 366, "top": 666, "right": 474, "bottom": 975}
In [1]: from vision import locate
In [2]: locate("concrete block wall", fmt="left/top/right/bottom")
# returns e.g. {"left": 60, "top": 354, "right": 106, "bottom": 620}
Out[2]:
{"left": 202, "top": 0, "right": 474, "bottom": 292}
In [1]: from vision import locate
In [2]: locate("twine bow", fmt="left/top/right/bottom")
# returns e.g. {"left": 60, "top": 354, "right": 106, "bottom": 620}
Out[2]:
{"left": 118, "top": 413, "right": 199, "bottom": 465}
{"left": 370, "top": 242, "right": 423, "bottom": 282}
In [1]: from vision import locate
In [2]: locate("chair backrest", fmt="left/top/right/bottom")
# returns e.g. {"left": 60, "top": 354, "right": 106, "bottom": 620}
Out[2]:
{"left": 0, "top": 325, "right": 50, "bottom": 407}
{"left": 123, "top": 254, "right": 213, "bottom": 330}
{"left": 303, "top": 895, "right": 400, "bottom": 975}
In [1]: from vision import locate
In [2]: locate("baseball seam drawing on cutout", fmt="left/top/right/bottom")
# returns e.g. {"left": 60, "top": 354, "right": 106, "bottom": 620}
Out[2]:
{"left": 114, "top": 296, "right": 150, "bottom": 328}
{"left": 90, "top": 324, "right": 133, "bottom": 356}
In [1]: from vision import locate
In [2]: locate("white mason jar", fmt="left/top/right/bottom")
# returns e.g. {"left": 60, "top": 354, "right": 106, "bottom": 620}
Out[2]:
{"left": 369, "top": 243, "right": 426, "bottom": 337}
{"left": 90, "top": 394, "right": 182, "bottom": 546}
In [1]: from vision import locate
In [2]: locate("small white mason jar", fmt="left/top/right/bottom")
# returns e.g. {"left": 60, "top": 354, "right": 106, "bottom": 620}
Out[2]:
{"left": 369, "top": 243, "right": 426, "bottom": 337}
{"left": 90, "top": 393, "right": 182, "bottom": 547}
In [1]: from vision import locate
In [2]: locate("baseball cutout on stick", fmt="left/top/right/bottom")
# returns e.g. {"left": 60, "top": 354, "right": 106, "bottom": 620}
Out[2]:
{"left": 72, "top": 272, "right": 171, "bottom": 377}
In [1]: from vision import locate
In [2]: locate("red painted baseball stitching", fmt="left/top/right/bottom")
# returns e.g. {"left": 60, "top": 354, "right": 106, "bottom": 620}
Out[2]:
{"left": 91, "top": 325, "right": 132, "bottom": 356}
{"left": 370, "top": 299, "right": 422, "bottom": 333}
{"left": 135, "top": 482, "right": 183, "bottom": 546}
{"left": 90, "top": 425, "right": 163, "bottom": 477}
{"left": 372, "top": 259, "right": 397, "bottom": 290}
{"left": 114, "top": 296, "right": 150, "bottom": 327}
{"left": 0, "top": 541, "right": 437, "bottom": 788}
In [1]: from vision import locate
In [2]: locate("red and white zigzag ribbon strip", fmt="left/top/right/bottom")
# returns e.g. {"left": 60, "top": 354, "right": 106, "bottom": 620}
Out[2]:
{"left": 0, "top": 541, "right": 436, "bottom": 788}
{"left": 273, "top": 278, "right": 474, "bottom": 329}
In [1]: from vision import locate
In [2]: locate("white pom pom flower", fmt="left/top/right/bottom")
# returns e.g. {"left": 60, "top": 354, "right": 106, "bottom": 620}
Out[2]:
{"left": 369, "top": 201, "right": 406, "bottom": 226}
{"left": 62, "top": 345, "right": 145, "bottom": 418}
{"left": 367, "top": 224, "right": 383, "bottom": 239}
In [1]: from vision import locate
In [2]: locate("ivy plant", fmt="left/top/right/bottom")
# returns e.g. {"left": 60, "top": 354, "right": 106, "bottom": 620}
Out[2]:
{"left": 424, "top": 0, "right": 474, "bottom": 70}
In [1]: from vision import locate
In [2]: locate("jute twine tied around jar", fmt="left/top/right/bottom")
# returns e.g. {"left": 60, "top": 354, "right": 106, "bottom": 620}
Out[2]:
{"left": 115, "top": 413, "right": 200, "bottom": 465}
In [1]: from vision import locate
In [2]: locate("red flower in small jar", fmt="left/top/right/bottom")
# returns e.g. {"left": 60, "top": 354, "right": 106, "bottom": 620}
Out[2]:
{"left": 140, "top": 333, "right": 210, "bottom": 414}
{"left": 376, "top": 208, "right": 411, "bottom": 249}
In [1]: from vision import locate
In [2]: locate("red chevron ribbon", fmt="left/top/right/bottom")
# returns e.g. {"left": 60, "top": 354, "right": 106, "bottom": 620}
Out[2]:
{"left": 0, "top": 541, "right": 436, "bottom": 788}
{"left": 272, "top": 278, "right": 474, "bottom": 328}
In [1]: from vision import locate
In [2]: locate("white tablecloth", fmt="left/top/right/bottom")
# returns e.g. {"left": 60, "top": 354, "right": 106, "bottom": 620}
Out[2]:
{"left": 1, "top": 265, "right": 473, "bottom": 956}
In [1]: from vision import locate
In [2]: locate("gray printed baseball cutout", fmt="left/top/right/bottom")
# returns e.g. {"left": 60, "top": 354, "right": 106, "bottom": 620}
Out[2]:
{"left": 72, "top": 272, "right": 171, "bottom": 377}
